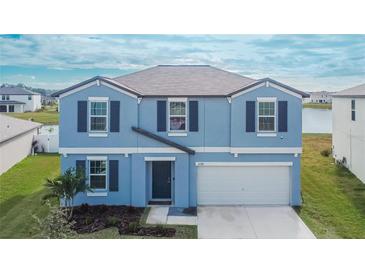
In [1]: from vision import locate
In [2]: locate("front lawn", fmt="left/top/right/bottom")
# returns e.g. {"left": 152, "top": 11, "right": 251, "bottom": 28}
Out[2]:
{"left": 298, "top": 134, "right": 365, "bottom": 238}
{"left": 0, "top": 154, "right": 60, "bottom": 238}
{"left": 6, "top": 105, "right": 59, "bottom": 124}
{"left": 303, "top": 103, "right": 332, "bottom": 109}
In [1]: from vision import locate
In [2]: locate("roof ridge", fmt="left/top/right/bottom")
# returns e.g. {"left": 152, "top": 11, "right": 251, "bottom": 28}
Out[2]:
{"left": 157, "top": 64, "right": 211, "bottom": 67}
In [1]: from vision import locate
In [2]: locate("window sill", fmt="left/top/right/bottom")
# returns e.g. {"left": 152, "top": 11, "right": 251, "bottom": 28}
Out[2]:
{"left": 168, "top": 132, "right": 187, "bottom": 137}
{"left": 88, "top": 133, "right": 108, "bottom": 137}
{"left": 87, "top": 192, "right": 108, "bottom": 197}
{"left": 257, "top": 133, "right": 277, "bottom": 137}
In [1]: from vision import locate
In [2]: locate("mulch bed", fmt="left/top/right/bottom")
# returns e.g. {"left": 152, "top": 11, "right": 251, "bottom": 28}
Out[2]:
{"left": 71, "top": 204, "right": 176, "bottom": 237}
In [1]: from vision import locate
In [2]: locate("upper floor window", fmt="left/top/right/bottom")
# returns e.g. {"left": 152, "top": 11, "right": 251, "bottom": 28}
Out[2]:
{"left": 258, "top": 99, "right": 276, "bottom": 132}
{"left": 2, "top": 95, "right": 10, "bottom": 100}
{"left": 89, "top": 160, "right": 107, "bottom": 190}
{"left": 89, "top": 100, "right": 108, "bottom": 132}
{"left": 1, "top": 95, "right": 5, "bottom": 100}
{"left": 351, "top": 99, "right": 356, "bottom": 121}
{"left": 168, "top": 98, "right": 187, "bottom": 131}
{"left": 28, "top": 95, "right": 32, "bottom": 100}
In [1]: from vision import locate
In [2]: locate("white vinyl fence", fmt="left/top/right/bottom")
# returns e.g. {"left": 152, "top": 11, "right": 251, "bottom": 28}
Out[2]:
{"left": 34, "top": 125, "right": 59, "bottom": 153}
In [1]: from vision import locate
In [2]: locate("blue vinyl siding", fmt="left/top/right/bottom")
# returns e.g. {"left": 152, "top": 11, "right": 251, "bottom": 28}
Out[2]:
{"left": 59, "top": 82, "right": 303, "bottom": 207}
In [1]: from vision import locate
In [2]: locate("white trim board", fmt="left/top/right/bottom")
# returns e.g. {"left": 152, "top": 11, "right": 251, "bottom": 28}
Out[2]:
{"left": 88, "top": 96, "right": 109, "bottom": 101}
{"left": 144, "top": 157, "right": 176, "bottom": 161}
{"left": 231, "top": 81, "right": 303, "bottom": 99}
{"left": 231, "top": 82, "right": 265, "bottom": 98}
{"left": 59, "top": 146, "right": 302, "bottom": 155}
{"left": 230, "top": 147, "right": 302, "bottom": 154}
{"left": 59, "top": 81, "right": 96, "bottom": 99}
{"left": 195, "top": 162, "right": 293, "bottom": 167}
{"left": 86, "top": 156, "right": 108, "bottom": 160}
{"left": 58, "top": 80, "right": 138, "bottom": 99}
{"left": 268, "top": 82, "right": 302, "bottom": 99}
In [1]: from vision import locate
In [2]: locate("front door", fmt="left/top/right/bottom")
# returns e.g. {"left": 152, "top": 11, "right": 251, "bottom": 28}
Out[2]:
{"left": 152, "top": 161, "right": 172, "bottom": 200}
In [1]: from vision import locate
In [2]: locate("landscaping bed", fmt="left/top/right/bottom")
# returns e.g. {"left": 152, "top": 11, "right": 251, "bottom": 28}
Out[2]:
{"left": 71, "top": 204, "right": 176, "bottom": 237}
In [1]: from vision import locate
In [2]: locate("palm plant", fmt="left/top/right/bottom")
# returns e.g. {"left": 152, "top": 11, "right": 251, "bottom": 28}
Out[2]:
{"left": 44, "top": 167, "right": 91, "bottom": 219}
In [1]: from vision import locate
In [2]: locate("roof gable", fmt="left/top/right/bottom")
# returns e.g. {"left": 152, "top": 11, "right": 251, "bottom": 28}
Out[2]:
{"left": 52, "top": 76, "right": 141, "bottom": 98}
{"left": 230, "top": 78, "right": 309, "bottom": 99}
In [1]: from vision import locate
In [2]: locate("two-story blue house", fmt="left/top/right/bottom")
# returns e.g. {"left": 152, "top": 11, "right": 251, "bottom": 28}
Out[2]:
{"left": 53, "top": 65, "right": 308, "bottom": 208}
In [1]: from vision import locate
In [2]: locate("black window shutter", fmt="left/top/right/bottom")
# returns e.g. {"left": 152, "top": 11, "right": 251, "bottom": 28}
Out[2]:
{"left": 109, "top": 160, "right": 119, "bottom": 192}
{"left": 278, "top": 101, "right": 288, "bottom": 132}
{"left": 157, "top": 100, "right": 167, "bottom": 132}
{"left": 189, "top": 101, "right": 199, "bottom": 132}
{"left": 110, "top": 101, "right": 120, "bottom": 132}
{"left": 246, "top": 101, "right": 256, "bottom": 132}
{"left": 77, "top": 101, "right": 87, "bottom": 132}
{"left": 76, "top": 160, "right": 86, "bottom": 184}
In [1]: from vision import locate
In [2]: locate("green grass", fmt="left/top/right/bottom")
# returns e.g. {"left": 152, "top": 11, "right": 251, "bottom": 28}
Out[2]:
{"left": 6, "top": 105, "right": 59, "bottom": 124}
{"left": 298, "top": 134, "right": 365, "bottom": 238}
{"left": 303, "top": 103, "right": 332, "bottom": 109}
{"left": 78, "top": 207, "right": 197, "bottom": 239}
{"left": 0, "top": 154, "right": 60, "bottom": 238}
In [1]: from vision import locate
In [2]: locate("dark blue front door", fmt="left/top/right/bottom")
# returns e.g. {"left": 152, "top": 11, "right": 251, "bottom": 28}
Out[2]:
{"left": 152, "top": 161, "right": 171, "bottom": 199}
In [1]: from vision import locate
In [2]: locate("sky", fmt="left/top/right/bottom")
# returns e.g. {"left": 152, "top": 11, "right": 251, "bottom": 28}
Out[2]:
{"left": 0, "top": 34, "right": 364, "bottom": 92}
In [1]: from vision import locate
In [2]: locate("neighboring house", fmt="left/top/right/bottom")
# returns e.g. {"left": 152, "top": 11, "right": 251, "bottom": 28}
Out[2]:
{"left": 0, "top": 87, "right": 42, "bottom": 112}
{"left": 309, "top": 91, "right": 332, "bottom": 103}
{"left": 41, "top": 95, "right": 57, "bottom": 105}
{"left": 332, "top": 83, "right": 365, "bottom": 183}
{"left": 0, "top": 114, "right": 41, "bottom": 175}
{"left": 53, "top": 65, "right": 309, "bottom": 207}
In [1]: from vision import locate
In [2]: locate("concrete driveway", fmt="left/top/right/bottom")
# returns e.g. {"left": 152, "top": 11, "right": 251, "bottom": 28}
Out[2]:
{"left": 198, "top": 206, "right": 315, "bottom": 239}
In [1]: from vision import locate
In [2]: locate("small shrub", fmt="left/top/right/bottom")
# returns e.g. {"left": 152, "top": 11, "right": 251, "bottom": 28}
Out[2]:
{"left": 127, "top": 222, "right": 140, "bottom": 233}
{"left": 320, "top": 148, "right": 331, "bottom": 157}
{"left": 106, "top": 216, "right": 121, "bottom": 227}
{"left": 34, "top": 201, "right": 76, "bottom": 239}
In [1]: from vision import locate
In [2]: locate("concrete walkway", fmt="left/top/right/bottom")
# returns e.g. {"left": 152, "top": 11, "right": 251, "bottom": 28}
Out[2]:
{"left": 198, "top": 206, "right": 316, "bottom": 239}
{"left": 146, "top": 207, "right": 197, "bottom": 225}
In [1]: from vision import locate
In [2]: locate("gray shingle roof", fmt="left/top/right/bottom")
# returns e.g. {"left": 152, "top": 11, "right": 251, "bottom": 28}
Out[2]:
{"left": 332, "top": 83, "right": 365, "bottom": 98}
{"left": 0, "top": 87, "right": 38, "bottom": 95}
{"left": 113, "top": 65, "right": 257, "bottom": 96}
{"left": 53, "top": 65, "right": 308, "bottom": 98}
{"left": 0, "top": 100, "right": 26, "bottom": 105}
{"left": 0, "top": 114, "right": 42, "bottom": 144}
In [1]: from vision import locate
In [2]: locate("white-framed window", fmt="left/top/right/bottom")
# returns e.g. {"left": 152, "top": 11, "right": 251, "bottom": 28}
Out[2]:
{"left": 89, "top": 159, "right": 107, "bottom": 190}
{"left": 351, "top": 99, "right": 356, "bottom": 121}
{"left": 89, "top": 98, "right": 108, "bottom": 132}
{"left": 28, "top": 95, "right": 32, "bottom": 100}
{"left": 6, "top": 95, "right": 9, "bottom": 100}
{"left": 1, "top": 95, "right": 5, "bottom": 100}
{"left": 168, "top": 98, "right": 187, "bottom": 131}
{"left": 257, "top": 98, "right": 276, "bottom": 132}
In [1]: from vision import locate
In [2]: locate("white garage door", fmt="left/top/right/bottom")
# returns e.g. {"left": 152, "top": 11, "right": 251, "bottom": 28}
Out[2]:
{"left": 197, "top": 163, "right": 291, "bottom": 205}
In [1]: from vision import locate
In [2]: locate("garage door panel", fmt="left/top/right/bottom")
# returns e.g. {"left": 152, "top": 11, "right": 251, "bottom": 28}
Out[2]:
{"left": 197, "top": 164, "right": 291, "bottom": 205}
